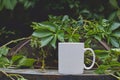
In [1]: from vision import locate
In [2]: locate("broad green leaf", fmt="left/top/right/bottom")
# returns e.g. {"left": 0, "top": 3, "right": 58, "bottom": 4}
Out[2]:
{"left": 39, "top": 22, "right": 57, "bottom": 32}
{"left": 94, "top": 35, "right": 101, "bottom": 41}
{"left": 57, "top": 30, "right": 64, "bottom": 42}
{"left": 95, "top": 65, "right": 110, "bottom": 74}
{"left": 0, "top": 57, "right": 10, "bottom": 67}
{"left": 41, "top": 36, "right": 53, "bottom": 47}
{"left": 117, "top": 10, "right": 120, "bottom": 20}
{"left": 94, "top": 50, "right": 109, "bottom": 59}
{"left": 69, "top": 34, "right": 80, "bottom": 42}
{"left": 108, "top": 11, "right": 117, "bottom": 21}
{"left": 109, "top": 0, "right": 119, "bottom": 9}
{"left": 11, "top": 55, "right": 24, "bottom": 64}
{"left": 110, "top": 37, "right": 119, "bottom": 47}
{"left": 50, "top": 35, "right": 57, "bottom": 49}
{"left": 18, "top": 77, "right": 27, "bottom": 80}
{"left": 18, "top": 57, "right": 36, "bottom": 68}
{"left": 110, "top": 61, "right": 120, "bottom": 67}
{"left": 112, "top": 31, "right": 120, "bottom": 37}
{"left": 111, "top": 48, "right": 120, "bottom": 55}
{"left": 24, "top": 1, "right": 31, "bottom": 9}
{"left": 0, "top": 1, "right": 4, "bottom": 11}
{"left": 62, "top": 15, "right": 69, "bottom": 22}
{"left": 32, "top": 30, "right": 53, "bottom": 38}
{"left": 0, "top": 46, "right": 9, "bottom": 56}
{"left": 3, "top": 0, "right": 17, "bottom": 10}
{"left": 110, "top": 22, "right": 120, "bottom": 31}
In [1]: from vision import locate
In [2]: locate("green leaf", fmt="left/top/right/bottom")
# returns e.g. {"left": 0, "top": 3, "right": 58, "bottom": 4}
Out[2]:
{"left": 32, "top": 30, "right": 53, "bottom": 38}
{"left": 24, "top": 1, "right": 31, "bottom": 9}
{"left": 94, "top": 35, "right": 101, "bottom": 41}
{"left": 0, "top": 0, "right": 4, "bottom": 11}
{"left": 62, "top": 15, "right": 69, "bottom": 22}
{"left": 95, "top": 65, "right": 110, "bottom": 74}
{"left": 3, "top": 0, "right": 17, "bottom": 10}
{"left": 0, "top": 57, "right": 10, "bottom": 68}
{"left": 112, "top": 31, "right": 120, "bottom": 37}
{"left": 70, "top": 34, "right": 80, "bottom": 42}
{"left": 0, "top": 46, "right": 9, "bottom": 56}
{"left": 110, "top": 22, "right": 120, "bottom": 31}
{"left": 110, "top": 37, "right": 119, "bottom": 47}
{"left": 39, "top": 22, "right": 57, "bottom": 32}
{"left": 50, "top": 35, "right": 57, "bottom": 49}
{"left": 94, "top": 50, "right": 109, "bottom": 59}
{"left": 111, "top": 48, "right": 120, "bottom": 55}
{"left": 18, "top": 77, "right": 27, "bottom": 80}
{"left": 117, "top": 10, "right": 120, "bottom": 20}
{"left": 41, "top": 36, "right": 53, "bottom": 47}
{"left": 108, "top": 11, "right": 117, "bottom": 21}
{"left": 18, "top": 57, "right": 36, "bottom": 68}
{"left": 57, "top": 30, "right": 64, "bottom": 42}
{"left": 110, "top": 61, "right": 120, "bottom": 67}
{"left": 109, "top": 0, "right": 119, "bottom": 9}
{"left": 11, "top": 55, "right": 24, "bottom": 65}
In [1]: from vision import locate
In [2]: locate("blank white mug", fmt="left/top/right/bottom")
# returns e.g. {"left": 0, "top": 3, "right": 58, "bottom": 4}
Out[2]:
{"left": 58, "top": 42, "right": 95, "bottom": 74}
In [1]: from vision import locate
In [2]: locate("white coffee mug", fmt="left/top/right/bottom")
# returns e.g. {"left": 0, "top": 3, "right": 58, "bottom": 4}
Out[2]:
{"left": 58, "top": 42, "right": 95, "bottom": 74}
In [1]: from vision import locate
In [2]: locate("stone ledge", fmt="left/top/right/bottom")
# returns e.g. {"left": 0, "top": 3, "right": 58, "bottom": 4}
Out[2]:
{"left": 0, "top": 68, "right": 117, "bottom": 80}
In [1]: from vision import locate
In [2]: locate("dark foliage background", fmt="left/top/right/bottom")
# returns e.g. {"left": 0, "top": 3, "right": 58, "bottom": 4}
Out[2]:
{"left": 0, "top": 0, "right": 120, "bottom": 46}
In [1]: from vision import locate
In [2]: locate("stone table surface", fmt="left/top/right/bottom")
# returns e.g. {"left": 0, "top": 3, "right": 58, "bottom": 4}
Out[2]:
{"left": 0, "top": 68, "right": 117, "bottom": 80}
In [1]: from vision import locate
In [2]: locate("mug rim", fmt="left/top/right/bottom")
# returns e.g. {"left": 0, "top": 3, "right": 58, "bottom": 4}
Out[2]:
{"left": 59, "top": 42, "right": 84, "bottom": 44}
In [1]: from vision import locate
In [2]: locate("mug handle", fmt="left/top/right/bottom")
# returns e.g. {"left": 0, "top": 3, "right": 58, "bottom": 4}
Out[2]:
{"left": 84, "top": 48, "right": 95, "bottom": 69}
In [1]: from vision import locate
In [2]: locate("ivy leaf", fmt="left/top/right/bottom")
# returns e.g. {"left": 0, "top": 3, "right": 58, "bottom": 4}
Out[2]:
{"left": 94, "top": 50, "right": 109, "bottom": 59}
{"left": 109, "top": 0, "right": 119, "bottom": 9}
{"left": 17, "top": 57, "right": 36, "bottom": 68}
{"left": 11, "top": 55, "right": 24, "bottom": 65}
{"left": 110, "top": 22, "right": 120, "bottom": 31}
{"left": 39, "top": 22, "right": 57, "bottom": 32}
{"left": 94, "top": 35, "right": 101, "bottom": 41}
{"left": 41, "top": 36, "right": 53, "bottom": 47}
{"left": 112, "top": 31, "right": 120, "bottom": 37}
{"left": 18, "top": 77, "right": 27, "bottom": 80}
{"left": 0, "top": 46, "right": 9, "bottom": 56}
{"left": 50, "top": 35, "right": 57, "bottom": 49}
{"left": 3, "top": 0, "right": 17, "bottom": 10}
{"left": 117, "top": 10, "right": 120, "bottom": 20}
{"left": 110, "top": 37, "right": 119, "bottom": 47}
{"left": 0, "top": 57, "right": 10, "bottom": 68}
{"left": 32, "top": 30, "right": 53, "bottom": 38}
{"left": 110, "top": 61, "right": 120, "bottom": 67}
{"left": 108, "top": 11, "right": 117, "bottom": 21}
{"left": 0, "top": 0, "right": 4, "bottom": 11}
{"left": 95, "top": 65, "right": 110, "bottom": 74}
{"left": 57, "top": 30, "right": 64, "bottom": 42}
{"left": 62, "top": 15, "right": 69, "bottom": 22}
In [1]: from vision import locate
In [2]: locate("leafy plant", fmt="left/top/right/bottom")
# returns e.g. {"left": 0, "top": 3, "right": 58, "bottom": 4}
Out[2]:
{"left": 1, "top": 70, "right": 27, "bottom": 80}
{"left": 31, "top": 21, "right": 64, "bottom": 49}
{"left": 31, "top": 15, "right": 81, "bottom": 48}
{"left": 0, "top": 46, "right": 10, "bottom": 68}
{"left": 0, "top": 0, "right": 37, "bottom": 11}
{"left": 95, "top": 49, "right": 120, "bottom": 80}
{"left": 109, "top": 0, "right": 120, "bottom": 21}
{"left": 82, "top": 19, "right": 120, "bottom": 49}
{"left": 11, "top": 55, "right": 36, "bottom": 68}
{"left": 30, "top": 15, "right": 82, "bottom": 70}
{"left": 0, "top": 36, "right": 32, "bottom": 68}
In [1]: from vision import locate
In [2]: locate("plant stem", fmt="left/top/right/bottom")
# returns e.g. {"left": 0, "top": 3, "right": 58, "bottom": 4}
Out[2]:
{"left": 71, "top": 26, "right": 79, "bottom": 36}
{"left": 0, "top": 36, "right": 31, "bottom": 48}
{"left": 40, "top": 48, "right": 46, "bottom": 72}
{"left": 12, "top": 39, "right": 30, "bottom": 55}
{"left": 98, "top": 40, "right": 110, "bottom": 50}
{"left": 1, "top": 70, "right": 15, "bottom": 80}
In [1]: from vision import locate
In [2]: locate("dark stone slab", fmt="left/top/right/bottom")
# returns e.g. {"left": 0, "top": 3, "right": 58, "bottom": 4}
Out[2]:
{"left": 0, "top": 69, "right": 117, "bottom": 80}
